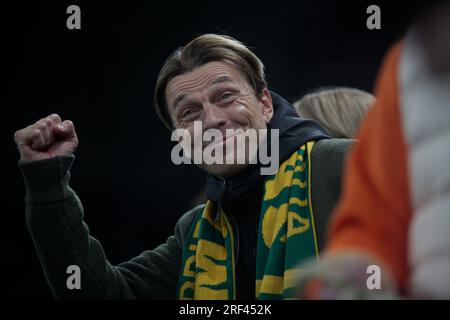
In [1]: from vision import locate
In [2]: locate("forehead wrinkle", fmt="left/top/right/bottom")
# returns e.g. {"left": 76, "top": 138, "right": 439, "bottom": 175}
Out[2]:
{"left": 172, "top": 68, "right": 232, "bottom": 95}
{"left": 168, "top": 65, "right": 237, "bottom": 101}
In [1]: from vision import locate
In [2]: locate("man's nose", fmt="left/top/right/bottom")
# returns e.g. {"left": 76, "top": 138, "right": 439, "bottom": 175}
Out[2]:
{"left": 203, "top": 103, "right": 227, "bottom": 131}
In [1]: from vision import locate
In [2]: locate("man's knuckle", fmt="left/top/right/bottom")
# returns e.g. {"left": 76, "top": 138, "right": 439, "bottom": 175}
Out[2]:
{"left": 44, "top": 118, "right": 53, "bottom": 127}
{"left": 37, "top": 123, "right": 47, "bottom": 131}
{"left": 49, "top": 113, "right": 61, "bottom": 122}
{"left": 31, "top": 128, "right": 41, "bottom": 138}
{"left": 13, "top": 130, "right": 22, "bottom": 140}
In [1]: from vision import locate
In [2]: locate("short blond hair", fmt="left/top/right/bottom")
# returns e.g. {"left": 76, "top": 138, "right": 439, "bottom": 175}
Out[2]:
{"left": 154, "top": 34, "right": 267, "bottom": 129}
{"left": 293, "top": 88, "right": 375, "bottom": 138}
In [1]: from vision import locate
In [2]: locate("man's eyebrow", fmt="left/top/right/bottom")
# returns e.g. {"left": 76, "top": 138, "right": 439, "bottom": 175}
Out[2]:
{"left": 172, "top": 93, "right": 187, "bottom": 111}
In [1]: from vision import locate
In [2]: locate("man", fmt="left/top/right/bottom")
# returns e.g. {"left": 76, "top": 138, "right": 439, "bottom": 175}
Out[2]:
{"left": 14, "top": 34, "right": 328, "bottom": 299}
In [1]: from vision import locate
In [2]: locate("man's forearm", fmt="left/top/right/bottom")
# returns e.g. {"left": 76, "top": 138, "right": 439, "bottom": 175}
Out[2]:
{"left": 20, "top": 155, "right": 132, "bottom": 299}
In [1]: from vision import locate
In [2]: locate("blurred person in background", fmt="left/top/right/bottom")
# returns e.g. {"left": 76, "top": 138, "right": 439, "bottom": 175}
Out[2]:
{"left": 295, "top": 2, "right": 450, "bottom": 299}
{"left": 293, "top": 87, "right": 375, "bottom": 139}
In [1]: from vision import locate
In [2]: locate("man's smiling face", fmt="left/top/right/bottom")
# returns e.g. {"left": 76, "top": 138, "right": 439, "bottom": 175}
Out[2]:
{"left": 165, "top": 61, "right": 274, "bottom": 178}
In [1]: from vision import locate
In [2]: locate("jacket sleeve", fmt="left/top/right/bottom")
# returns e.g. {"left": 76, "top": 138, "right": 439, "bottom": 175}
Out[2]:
{"left": 19, "top": 155, "right": 198, "bottom": 299}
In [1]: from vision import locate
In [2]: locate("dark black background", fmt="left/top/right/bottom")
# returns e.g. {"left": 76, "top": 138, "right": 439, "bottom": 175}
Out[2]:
{"left": 4, "top": 0, "right": 419, "bottom": 299}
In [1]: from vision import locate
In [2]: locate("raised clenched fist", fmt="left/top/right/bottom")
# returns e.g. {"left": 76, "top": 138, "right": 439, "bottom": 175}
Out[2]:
{"left": 14, "top": 114, "right": 79, "bottom": 162}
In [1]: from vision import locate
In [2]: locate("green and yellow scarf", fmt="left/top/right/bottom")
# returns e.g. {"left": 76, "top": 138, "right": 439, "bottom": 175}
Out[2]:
{"left": 177, "top": 141, "right": 320, "bottom": 300}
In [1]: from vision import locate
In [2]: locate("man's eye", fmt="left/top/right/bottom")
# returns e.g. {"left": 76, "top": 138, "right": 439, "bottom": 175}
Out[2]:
{"left": 181, "top": 109, "right": 197, "bottom": 119}
{"left": 221, "top": 93, "right": 233, "bottom": 101}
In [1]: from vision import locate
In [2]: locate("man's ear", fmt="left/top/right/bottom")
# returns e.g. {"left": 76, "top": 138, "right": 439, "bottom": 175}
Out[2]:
{"left": 260, "top": 88, "right": 274, "bottom": 123}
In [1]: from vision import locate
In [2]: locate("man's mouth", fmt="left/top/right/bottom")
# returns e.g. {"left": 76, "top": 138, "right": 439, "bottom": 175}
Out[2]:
{"left": 203, "top": 132, "right": 240, "bottom": 149}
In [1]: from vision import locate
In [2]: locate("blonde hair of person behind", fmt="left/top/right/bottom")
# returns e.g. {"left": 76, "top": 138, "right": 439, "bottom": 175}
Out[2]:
{"left": 293, "top": 87, "right": 375, "bottom": 139}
